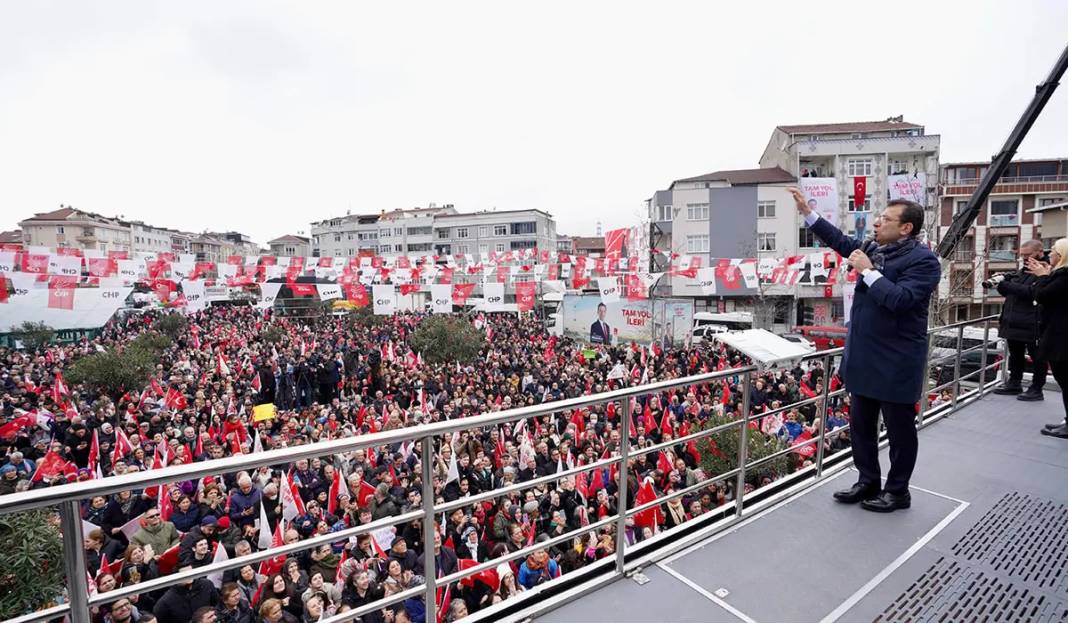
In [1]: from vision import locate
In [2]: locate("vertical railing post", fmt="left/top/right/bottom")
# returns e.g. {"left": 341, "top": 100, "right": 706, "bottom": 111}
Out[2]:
{"left": 918, "top": 330, "right": 934, "bottom": 427}
{"left": 420, "top": 436, "right": 437, "bottom": 623}
{"left": 615, "top": 397, "right": 632, "bottom": 574}
{"left": 60, "top": 500, "right": 90, "bottom": 623}
{"left": 815, "top": 353, "right": 831, "bottom": 479}
{"left": 734, "top": 370, "right": 752, "bottom": 517}
{"left": 978, "top": 318, "right": 991, "bottom": 395}
{"left": 951, "top": 324, "right": 964, "bottom": 412}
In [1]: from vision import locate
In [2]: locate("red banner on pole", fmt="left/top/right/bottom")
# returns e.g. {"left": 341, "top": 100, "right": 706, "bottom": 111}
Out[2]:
{"left": 853, "top": 176, "right": 866, "bottom": 208}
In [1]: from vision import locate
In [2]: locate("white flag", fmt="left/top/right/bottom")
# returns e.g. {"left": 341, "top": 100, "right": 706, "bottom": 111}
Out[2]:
{"left": 316, "top": 284, "right": 342, "bottom": 301}
{"left": 695, "top": 268, "right": 718, "bottom": 295}
{"left": 430, "top": 284, "right": 452, "bottom": 314}
{"left": 372, "top": 285, "right": 396, "bottom": 315}
{"left": 597, "top": 277, "right": 620, "bottom": 303}
{"left": 483, "top": 282, "right": 505, "bottom": 311}
{"left": 257, "top": 282, "right": 283, "bottom": 310}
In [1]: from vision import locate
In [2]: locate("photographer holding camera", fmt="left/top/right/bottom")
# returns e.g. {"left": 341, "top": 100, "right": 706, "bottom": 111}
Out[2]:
{"left": 990, "top": 240, "right": 1048, "bottom": 401}
{"left": 1025, "top": 239, "right": 1068, "bottom": 437}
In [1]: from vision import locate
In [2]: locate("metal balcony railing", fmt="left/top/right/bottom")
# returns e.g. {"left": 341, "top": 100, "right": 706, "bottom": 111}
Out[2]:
{"left": 0, "top": 316, "right": 1004, "bottom": 623}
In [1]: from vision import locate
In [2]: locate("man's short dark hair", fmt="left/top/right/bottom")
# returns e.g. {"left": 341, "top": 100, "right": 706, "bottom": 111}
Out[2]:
{"left": 597, "top": 303, "right": 606, "bottom": 310}
{"left": 191, "top": 607, "right": 215, "bottom": 623}
{"left": 888, "top": 199, "right": 924, "bottom": 237}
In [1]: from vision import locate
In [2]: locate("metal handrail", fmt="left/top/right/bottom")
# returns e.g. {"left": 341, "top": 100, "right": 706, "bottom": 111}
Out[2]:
{"left": 1, "top": 315, "right": 1005, "bottom": 623}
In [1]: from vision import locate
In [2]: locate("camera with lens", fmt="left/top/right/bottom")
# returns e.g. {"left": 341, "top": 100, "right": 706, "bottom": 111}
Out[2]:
{"left": 981, "top": 273, "right": 1008, "bottom": 289}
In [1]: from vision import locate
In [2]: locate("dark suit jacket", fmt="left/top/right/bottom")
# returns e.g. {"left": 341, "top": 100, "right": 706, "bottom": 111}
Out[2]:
{"left": 590, "top": 320, "right": 611, "bottom": 345}
{"left": 810, "top": 217, "right": 941, "bottom": 403}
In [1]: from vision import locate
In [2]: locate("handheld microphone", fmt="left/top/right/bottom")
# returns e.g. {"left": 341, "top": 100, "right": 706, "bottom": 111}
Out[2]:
{"left": 850, "top": 237, "right": 876, "bottom": 271}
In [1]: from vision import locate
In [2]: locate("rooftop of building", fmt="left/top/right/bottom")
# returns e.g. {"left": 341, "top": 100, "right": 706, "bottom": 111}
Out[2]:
{"left": 776, "top": 116, "right": 923, "bottom": 135}
{"left": 572, "top": 236, "right": 604, "bottom": 249}
{"left": 0, "top": 230, "right": 22, "bottom": 244}
{"left": 268, "top": 234, "right": 311, "bottom": 244}
{"left": 942, "top": 157, "right": 1068, "bottom": 167}
{"left": 20, "top": 206, "right": 129, "bottom": 226}
{"left": 669, "top": 166, "right": 796, "bottom": 189}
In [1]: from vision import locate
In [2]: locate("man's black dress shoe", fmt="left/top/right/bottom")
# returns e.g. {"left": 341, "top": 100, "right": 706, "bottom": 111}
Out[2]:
{"left": 1044, "top": 422, "right": 1067, "bottom": 431}
{"left": 833, "top": 482, "right": 880, "bottom": 504}
{"left": 1041, "top": 424, "right": 1068, "bottom": 439}
{"left": 861, "top": 490, "right": 911, "bottom": 513}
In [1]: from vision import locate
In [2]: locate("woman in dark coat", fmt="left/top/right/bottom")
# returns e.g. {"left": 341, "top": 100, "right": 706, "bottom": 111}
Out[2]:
{"left": 1027, "top": 239, "right": 1068, "bottom": 437}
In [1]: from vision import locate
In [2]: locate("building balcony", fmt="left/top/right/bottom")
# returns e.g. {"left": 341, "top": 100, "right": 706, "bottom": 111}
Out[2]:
{"left": 942, "top": 175, "right": 1068, "bottom": 195}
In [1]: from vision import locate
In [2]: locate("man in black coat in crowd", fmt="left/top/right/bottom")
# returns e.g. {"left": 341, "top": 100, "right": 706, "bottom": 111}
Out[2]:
{"left": 153, "top": 566, "right": 219, "bottom": 623}
{"left": 992, "top": 240, "right": 1048, "bottom": 401}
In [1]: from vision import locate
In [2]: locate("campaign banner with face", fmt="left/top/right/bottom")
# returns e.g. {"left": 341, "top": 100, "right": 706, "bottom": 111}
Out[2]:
{"left": 888, "top": 173, "right": 927, "bottom": 206}
{"left": 561, "top": 295, "right": 694, "bottom": 346}
{"left": 800, "top": 177, "right": 839, "bottom": 227}
{"left": 372, "top": 285, "right": 396, "bottom": 315}
{"left": 430, "top": 284, "right": 452, "bottom": 314}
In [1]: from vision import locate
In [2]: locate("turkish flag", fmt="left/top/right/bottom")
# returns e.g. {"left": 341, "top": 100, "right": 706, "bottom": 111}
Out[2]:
{"left": 515, "top": 281, "right": 536, "bottom": 312}
{"left": 451, "top": 283, "right": 476, "bottom": 305}
{"left": 853, "top": 176, "right": 866, "bottom": 208}
{"left": 824, "top": 285, "right": 834, "bottom": 298}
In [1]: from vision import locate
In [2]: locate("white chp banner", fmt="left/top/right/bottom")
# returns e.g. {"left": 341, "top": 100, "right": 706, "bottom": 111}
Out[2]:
{"left": 0, "top": 251, "right": 15, "bottom": 273}
{"left": 373, "top": 285, "right": 396, "bottom": 315}
{"left": 695, "top": 268, "right": 718, "bottom": 295}
{"left": 116, "top": 259, "right": 140, "bottom": 282}
{"left": 887, "top": 173, "right": 927, "bottom": 205}
{"left": 800, "top": 177, "right": 839, "bottom": 227}
{"left": 597, "top": 277, "right": 620, "bottom": 303}
{"left": 218, "top": 264, "right": 238, "bottom": 280}
{"left": 257, "top": 282, "right": 283, "bottom": 310}
{"left": 483, "top": 282, "right": 505, "bottom": 311}
{"left": 430, "top": 284, "right": 452, "bottom": 314}
{"left": 182, "top": 280, "right": 207, "bottom": 313}
{"left": 49, "top": 255, "right": 82, "bottom": 277}
{"left": 316, "top": 284, "right": 342, "bottom": 301}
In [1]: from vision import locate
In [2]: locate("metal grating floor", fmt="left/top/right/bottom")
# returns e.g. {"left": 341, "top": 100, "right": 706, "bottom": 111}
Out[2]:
{"left": 877, "top": 492, "right": 1068, "bottom": 622}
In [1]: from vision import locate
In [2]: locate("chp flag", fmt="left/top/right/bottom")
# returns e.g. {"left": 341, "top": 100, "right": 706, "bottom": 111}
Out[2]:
{"left": 372, "top": 285, "right": 396, "bottom": 315}
{"left": 430, "top": 284, "right": 452, "bottom": 314}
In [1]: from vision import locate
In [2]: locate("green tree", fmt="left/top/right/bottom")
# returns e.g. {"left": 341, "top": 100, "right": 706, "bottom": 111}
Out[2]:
{"left": 697, "top": 411, "right": 797, "bottom": 487}
{"left": 409, "top": 316, "right": 484, "bottom": 364}
{"left": 263, "top": 325, "right": 285, "bottom": 344}
{"left": 65, "top": 338, "right": 164, "bottom": 401}
{"left": 347, "top": 305, "right": 383, "bottom": 329}
{"left": 154, "top": 313, "right": 188, "bottom": 340}
{"left": 0, "top": 509, "right": 64, "bottom": 619}
{"left": 9, "top": 321, "right": 55, "bottom": 351}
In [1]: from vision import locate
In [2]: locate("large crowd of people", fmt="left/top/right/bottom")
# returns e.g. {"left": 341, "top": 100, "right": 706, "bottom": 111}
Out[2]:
{"left": 0, "top": 304, "right": 849, "bottom": 623}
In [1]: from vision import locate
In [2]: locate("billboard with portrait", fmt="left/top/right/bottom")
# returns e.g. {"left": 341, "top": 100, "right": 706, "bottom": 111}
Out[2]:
{"left": 561, "top": 295, "right": 694, "bottom": 346}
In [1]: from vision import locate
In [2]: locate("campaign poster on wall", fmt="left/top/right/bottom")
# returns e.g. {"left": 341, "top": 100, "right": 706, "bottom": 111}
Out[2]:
{"left": 800, "top": 177, "right": 839, "bottom": 227}
{"left": 888, "top": 173, "right": 927, "bottom": 206}
{"left": 561, "top": 295, "right": 694, "bottom": 346}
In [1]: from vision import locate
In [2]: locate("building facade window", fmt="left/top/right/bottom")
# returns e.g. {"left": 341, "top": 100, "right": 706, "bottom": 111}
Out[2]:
{"left": 455, "top": 227, "right": 469, "bottom": 239}
{"left": 511, "top": 222, "right": 536, "bottom": 235}
{"left": 334, "top": 234, "right": 341, "bottom": 242}
{"left": 478, "top": 226, "right": 489, "bottom": 237}
{"left": 457, "top": 244, "right": 470, "bottom": 255}
{"left": 408, "top": 226, "right": 432, "bottom": 236}
{"left": 798, "top": 227, "right": 827, "bottom": 248}
{"left": 495, "top": 243, "right": 506, "bottom": 253}
{"left": 989, "top": 199, "right": 1019, "bottom": 227}
{"left": 686, "top": 234, "right": 709, "bottom": 254}
{"left": 847, "top": 158, "right": 873, "bottom": 177}
{"left": 757, "top": 233, "right": 776, "bottom": 251}
{"left": 395, "top": 228, "right": 404, "bottom": 236}
{"left": 955, "top": 200, "right": 969, "bottom": 215}
{"left": 847, "top": 199, "right": 871, "bottom": 212}
{"left": 510, "top": 240, "right": 537, "bottom": 250}
{"left": 408, "top": 243, "right": 432, "bottom": 252}
{"left": 757, "top": 201, "right": 776, "bottom": 218}
{"left": 494, "top": 225, "right": 508, "bottom": 237}
{"left": 686, "top": 203, "right": 710, "bottom": 221}
{"left": 437, "top": 229, "right": 451, "bottom": 239}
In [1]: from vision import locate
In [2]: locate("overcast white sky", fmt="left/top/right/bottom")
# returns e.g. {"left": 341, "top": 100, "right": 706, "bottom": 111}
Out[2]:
{"left": 1, "top": 0, "right": 1065, "bottom": 246}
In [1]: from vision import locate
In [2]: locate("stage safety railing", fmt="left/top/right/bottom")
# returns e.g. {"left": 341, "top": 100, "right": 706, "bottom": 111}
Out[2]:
{"left": 0, "top": 315, "right": 1003, "bottom": 623}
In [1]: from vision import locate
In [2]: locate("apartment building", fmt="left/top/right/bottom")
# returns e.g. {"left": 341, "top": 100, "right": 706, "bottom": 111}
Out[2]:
{"left": 432, "top": 209, "right": 557, "bottom": 258}
{"left": 130, "top": 222, "right": 174, "bottom": 254}
{"left": 938, "top": 157, "right": 1068, "bottom": 322}
{"left": 647, "top": 167, "right": 798, "bottom": 325}
{"left": 268, "top": 235, "right": 311, "bottom": 257}
{"left": 310, "top": 204, "right": 557, "bottom": 260}
{"left": 19, "top": 206, "right": 134, "bottom": 253}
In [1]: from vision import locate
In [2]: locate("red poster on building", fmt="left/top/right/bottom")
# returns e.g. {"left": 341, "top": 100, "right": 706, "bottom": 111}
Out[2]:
{"left": 604, "top": 228, "right": 628, "bottom": 259}
{"left": 346, "top": 284, "right": 369, "bottom": 307}
{"left": 451, "top": 283, "right": 476, "bottom": 306}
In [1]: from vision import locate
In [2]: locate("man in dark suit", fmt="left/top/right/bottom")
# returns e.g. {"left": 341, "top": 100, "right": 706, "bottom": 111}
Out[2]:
{"left": 589, "top": 302, "right": 612, "bottom": 345}
{"left": 791, "top": 188, "right": 941, "bottom": 513}
{"left": 991, "top": 239, "right": 1047, "bottom": 401}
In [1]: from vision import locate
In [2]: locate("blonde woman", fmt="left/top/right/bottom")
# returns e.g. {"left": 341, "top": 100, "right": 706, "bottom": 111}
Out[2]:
{"left": 1025, "top": 238, "right": 1068, "bottom": 437}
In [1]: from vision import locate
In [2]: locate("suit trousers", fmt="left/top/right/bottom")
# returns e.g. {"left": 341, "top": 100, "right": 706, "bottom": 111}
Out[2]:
{"left": 849, "top": 393, "right": 918, "bottom": 494}
{"left": 1006, "top": 339, "right": 1047, "bottom": 388}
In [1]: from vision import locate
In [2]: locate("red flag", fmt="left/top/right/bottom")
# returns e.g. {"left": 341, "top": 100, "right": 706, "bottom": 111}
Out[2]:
{"left": 47, "top": 282, "right": 75, "bottom": 310}
{"left": 289, "top": 283, "right": 316, "bottom": 297}
{"left": 346, "top": 283, "right": 369, "bottom": 307}
{"left": 721, "top": 380, "right": 732, "bottom": 406}
{"left": 356, "top": 480, "right": 376, "bottom": 507}
{"left": 458, "top": 559, "right": 501, "bottom": 592}
{"left": 51, "top": 372, "right": 69, "bottom": 406}
{"left": 853, "top": 176, "right": 866, "bottom": 208}
{"left": 156, "top": 544, "right": 181, "bottom": 575}
{"left": 656, "top": 451, "right": 672, "bottom": 475}
{"left": 633, "top": 478, "right": 664, "bottom": 529}
{"left": 515, "top": 281, "right": 536, "bottom": 312}
{"left": 604, "top": 228, "right": 628, "bottom": 258}
{"left": 451, "top": 283, "right": 476, "bottom": 306}
{"left": 164, "top": 387, "right": 187, "bottom": 411}
{"left": 31, "top": 449, "right": 71, "bottom": 482}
